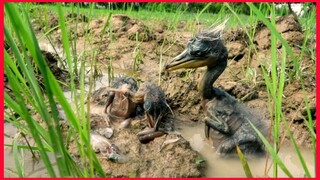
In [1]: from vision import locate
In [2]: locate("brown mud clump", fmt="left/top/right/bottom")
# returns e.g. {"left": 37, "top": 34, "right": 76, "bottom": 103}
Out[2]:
{"left": 92, "top": 127, "right": 205, "bottom": 177}
{"left": 110, "top": 14, "right": 155, "bottom": 42}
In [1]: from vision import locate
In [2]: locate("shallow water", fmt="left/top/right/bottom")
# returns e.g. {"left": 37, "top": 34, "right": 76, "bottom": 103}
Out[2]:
{"left": 4, "top": 123, "right": 58, "bottom": 177}
{"left": 176, "top": 120, "right": 315, "bottom": 177}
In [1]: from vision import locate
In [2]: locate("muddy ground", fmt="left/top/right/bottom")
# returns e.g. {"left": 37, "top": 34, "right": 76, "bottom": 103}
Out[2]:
{"left": 8, "top": 12, "right": 315, "bottom": 177}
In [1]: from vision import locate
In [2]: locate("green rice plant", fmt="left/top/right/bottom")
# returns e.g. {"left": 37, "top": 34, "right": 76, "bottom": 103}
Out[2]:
{"left": 196, "top": 3, "right": 212, "bottom": 19}
{"left": 4, "top": 7, "right": 58, "bottom": 175}
{"left": 27, "top": 5, "right": 67, "bottom": 70}
{"left": 35, "top": 2, "right": 230, "bottom": 30}
{"left": 99, "top": 12, "right": 112, "bottom": 45}
{"left": 298, "top": 4, "right": 316, "bottom": 63}
{"left": 4, "top": 3, "right": 105, "bottom": 177}
{"left": 12, "top": 136, "right": 25, "bottom": 177}
{"left": 57, "top": 3, "right": 105, "bottom": 177}
{"left": 69, "top": 3, "right": 80, "bottom": 77}
{"left": 224, "top": 3, "right": 259, "bottom": 67}
{"left": 247, "top": 118, "right": 293, "bottom": 177}
{"left": 107, "top": 55, "right": 114, "bottom": 86}
{"left": 222, "top": 2, "right": 315, "bottom": 178}
{"left": 250, "top": 5, "right": 300, "bottom": 80}
{"left": 236, "top": 145, "right": 253, "bottom": 178}
{"left": 131, "top": 32, "right": 144, "bottom": 72}
{"left": 191, "top": 3, "right": 213, "bottom": 31}
{"left": 157, "top": 30, "right": 180, "bottom": 85}
{"left": 246, "top": 2, "right": 315, "bottom": 177}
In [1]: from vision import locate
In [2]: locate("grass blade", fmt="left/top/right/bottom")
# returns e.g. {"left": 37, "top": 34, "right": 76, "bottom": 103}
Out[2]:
{"left": 236, "top": 145, "right": 253, "bottom": 178}
{"left": 4, "top": 52, "right": 56, "bottom": 177}
{"left": 12, "top": 137, "right": 25, "bottom": 177}
{"left": 247, "top": 120, "right": 293, "bottom": 177}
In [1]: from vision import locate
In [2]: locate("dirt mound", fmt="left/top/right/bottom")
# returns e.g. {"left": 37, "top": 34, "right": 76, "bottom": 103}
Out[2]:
{"left": 160, "top": 70, "right": 203, "bottom": 121}
{"left": 254, "top": 14, "right": 303, "bottom": 50}
{"left": 98, "top": 129, "right": 204, "bottom": 177}
{"left": 223, "top": 29, "right": 248, "bottom": 61}
{"left": 111, "top": 14, "right": 155, "bottom": 42}
{"left": 30, "top": 10, "right": 59, "bottom": 32}
{"left": 66, "top": 103, "right": 205, "bottom": 177}
{"left": 86, "top": 14, "right": 154, "bottom": 42}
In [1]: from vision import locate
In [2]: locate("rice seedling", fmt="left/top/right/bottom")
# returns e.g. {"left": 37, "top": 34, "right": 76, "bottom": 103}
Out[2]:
{"left": 206, "top": 2, "right": 316, "bottom": 178}
{"left": 131, "top": 33, "right": 144, "bottom": 72}
{"left": 236, "top": 146, "right": 253, "bottom": 178}
{"left": 243, "top": 2, "right": 314, "bottom": 178}
{"left": 4, "top": 3, "right": 105, "bottom": 177}
{"left": 12, "top": 136, "right": 25, "bottom": 177}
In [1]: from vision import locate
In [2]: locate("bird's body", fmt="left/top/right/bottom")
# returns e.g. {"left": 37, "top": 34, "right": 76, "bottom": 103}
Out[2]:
{"left": 91, "top": 76, "right": 139, "bottom": 128}
{"left": 204, "top": 88, "right": 266, "bottom": 155}
{"left": 136, "top": 83, "right": 168, "bottom": 128}
{"left": 134, "top": 82, "right": 169, "bottom": 143}
{"left": 106, "top": 76, "right": 138, "bottom": 120}
{"left": 163, "top": 22, "right": 268, "bottom": 156}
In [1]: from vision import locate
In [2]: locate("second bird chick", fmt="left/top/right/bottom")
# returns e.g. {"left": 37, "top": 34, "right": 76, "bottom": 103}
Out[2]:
{"left": 134, "top": 82, "right": 170, "bottom": 143}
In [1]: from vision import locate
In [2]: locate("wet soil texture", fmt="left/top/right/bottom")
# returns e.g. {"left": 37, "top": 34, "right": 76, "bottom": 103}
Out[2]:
{"left": 27, "top": 12, "right": 315, "bottom": 177}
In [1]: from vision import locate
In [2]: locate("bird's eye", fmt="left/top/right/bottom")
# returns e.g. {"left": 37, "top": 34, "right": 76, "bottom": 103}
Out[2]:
{"left": 213, "top": 50, "right": 220, "bottom": 55}
{"left": 191, "top": 50, "right": 203, "bottom": 56}
{"left": 189, "top": 38, "right": 195, "bottom": 43}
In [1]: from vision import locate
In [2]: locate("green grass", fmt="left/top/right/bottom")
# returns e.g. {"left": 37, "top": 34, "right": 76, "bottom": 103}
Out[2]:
{"left": 4, "top": 3, "right": 105, "bottom": 177}
{"left": 4, "top": 2, "right": 315, "bottom": 178}
{"left": 225, "top": 2, "right": 315, "bottom": 178}
{"left": 244, "top": 2, "right": 315, "bottom": 178}
{"left": 31, "top": 2, "right": 255, "bottom": 30}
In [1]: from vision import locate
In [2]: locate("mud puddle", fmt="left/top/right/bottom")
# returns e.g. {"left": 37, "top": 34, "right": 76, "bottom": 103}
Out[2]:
{"left": 4, "top": 123, "right": 58, "bottom": 177}
{"left": 176, "top": 120, "right": 315, "bottom": 177}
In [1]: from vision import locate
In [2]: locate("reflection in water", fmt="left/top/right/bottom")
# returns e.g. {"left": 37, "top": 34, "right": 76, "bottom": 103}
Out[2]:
{"left": 176, "top": 120, "right": 315, "bottom": 177}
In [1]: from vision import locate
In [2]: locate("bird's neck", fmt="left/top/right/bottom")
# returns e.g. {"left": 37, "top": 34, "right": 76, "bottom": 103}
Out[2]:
{"left": 199, "top": 61, "right": 227, "bottom": 101}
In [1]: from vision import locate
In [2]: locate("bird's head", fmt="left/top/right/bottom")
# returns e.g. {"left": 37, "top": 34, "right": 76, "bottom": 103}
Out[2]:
{"left": 163, "top": 21, "right": 228, "bottom": 72}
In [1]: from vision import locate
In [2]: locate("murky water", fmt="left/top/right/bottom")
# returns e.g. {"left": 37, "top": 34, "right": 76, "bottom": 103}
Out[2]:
{"left": 176, "top": 120, "right": 315, "bottom": 177}
{"left": 4, "top": 123, "right": 58, "bottom": 177}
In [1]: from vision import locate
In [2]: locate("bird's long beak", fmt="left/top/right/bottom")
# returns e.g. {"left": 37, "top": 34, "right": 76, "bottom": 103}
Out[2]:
{"left": 163, "top": 49, "right": 210, "bottom": 72}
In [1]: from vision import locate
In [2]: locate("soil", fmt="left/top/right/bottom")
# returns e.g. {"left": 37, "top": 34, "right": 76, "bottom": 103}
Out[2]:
{"left": 6, "top": 12, "right": 315, "bottom": 177}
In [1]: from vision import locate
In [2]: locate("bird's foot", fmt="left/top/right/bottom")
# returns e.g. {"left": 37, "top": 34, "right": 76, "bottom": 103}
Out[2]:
{"left": 119, "top": 118, "right": 132, "bottom": 129}
{"left": 137, "top": 127, "right": 165, "bottom": 144}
